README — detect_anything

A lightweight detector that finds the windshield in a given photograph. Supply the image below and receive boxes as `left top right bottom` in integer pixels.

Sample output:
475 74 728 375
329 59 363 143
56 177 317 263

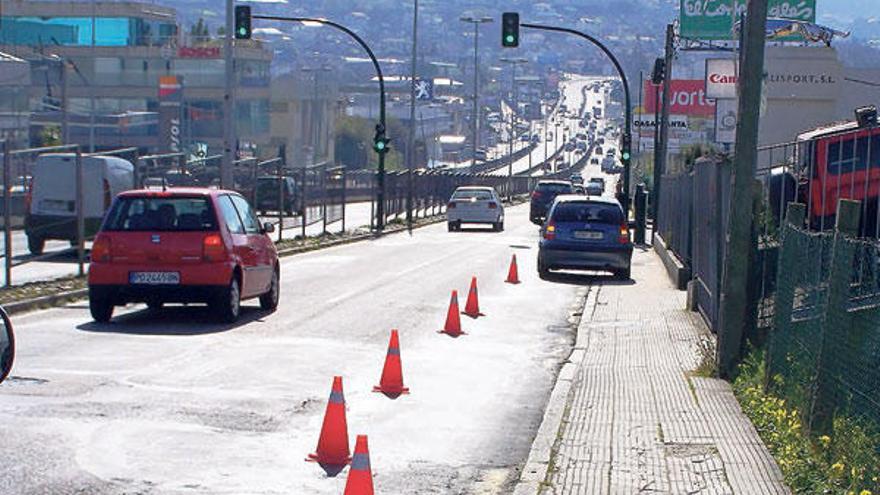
552 202 623 224
103 196 217 231
537 183 573 194
453 190 494 200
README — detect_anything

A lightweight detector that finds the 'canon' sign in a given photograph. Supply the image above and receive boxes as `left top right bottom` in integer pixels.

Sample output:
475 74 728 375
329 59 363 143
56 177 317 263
706 59 739 99
709 73 738 85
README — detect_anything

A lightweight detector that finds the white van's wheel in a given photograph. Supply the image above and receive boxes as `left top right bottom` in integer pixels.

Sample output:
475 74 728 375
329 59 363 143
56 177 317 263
27 235 44 255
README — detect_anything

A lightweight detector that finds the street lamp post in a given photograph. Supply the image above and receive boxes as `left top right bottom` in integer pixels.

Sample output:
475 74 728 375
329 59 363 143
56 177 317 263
407 0 419 232
460 16 493 174
253 14 390 231
500 57 527 202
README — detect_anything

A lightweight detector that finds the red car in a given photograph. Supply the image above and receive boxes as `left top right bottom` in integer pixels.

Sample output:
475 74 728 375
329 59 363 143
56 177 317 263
88 188 280 323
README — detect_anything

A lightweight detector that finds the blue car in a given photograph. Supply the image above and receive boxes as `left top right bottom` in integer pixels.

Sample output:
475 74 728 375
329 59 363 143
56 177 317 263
538 195 632 280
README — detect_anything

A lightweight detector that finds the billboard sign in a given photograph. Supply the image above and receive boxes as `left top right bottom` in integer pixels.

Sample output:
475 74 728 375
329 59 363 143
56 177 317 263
644 80 715 117
680 0 816 40
158 75 183 153
706 59 739 99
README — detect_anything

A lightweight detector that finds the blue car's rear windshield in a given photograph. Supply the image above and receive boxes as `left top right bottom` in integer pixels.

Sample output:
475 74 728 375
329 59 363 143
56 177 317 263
552 202 623 224
104 196 217 231
537 183 573 194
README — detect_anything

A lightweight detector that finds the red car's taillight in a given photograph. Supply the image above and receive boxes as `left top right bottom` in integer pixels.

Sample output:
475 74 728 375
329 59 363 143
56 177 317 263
618 224 630 244
544 222 557 240
203 233 227 261
91 235 111 262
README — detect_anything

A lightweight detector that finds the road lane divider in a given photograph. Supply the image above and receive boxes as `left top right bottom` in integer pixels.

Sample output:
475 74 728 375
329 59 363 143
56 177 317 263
462 276 484 319
306 375 351 476
438 290 464 337
343 435 374 495
506 254 521 284
373 329 409 398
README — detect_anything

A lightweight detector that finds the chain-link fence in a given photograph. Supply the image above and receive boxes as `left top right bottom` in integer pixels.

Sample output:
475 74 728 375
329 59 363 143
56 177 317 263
767 201 880 451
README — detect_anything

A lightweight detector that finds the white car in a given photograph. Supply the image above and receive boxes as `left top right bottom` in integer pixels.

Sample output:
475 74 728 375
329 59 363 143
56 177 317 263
446 186 504 232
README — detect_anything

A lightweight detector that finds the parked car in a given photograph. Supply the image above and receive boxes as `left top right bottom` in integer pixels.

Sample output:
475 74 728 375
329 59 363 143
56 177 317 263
88 188 280 323
446 186 504 232
530 180 574 224
255 176 298 215
538 196 632 279
26 154 134 255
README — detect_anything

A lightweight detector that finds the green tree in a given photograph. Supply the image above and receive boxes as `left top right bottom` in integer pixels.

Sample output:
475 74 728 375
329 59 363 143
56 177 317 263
190 18 210 40
39 125 62 147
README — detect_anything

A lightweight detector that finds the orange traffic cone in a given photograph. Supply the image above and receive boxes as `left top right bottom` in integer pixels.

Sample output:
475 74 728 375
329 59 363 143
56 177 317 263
343 435 374 495
307 376 351 476
462 276 484 318
506 254 521 284
373 329 410 398
438 290 464 337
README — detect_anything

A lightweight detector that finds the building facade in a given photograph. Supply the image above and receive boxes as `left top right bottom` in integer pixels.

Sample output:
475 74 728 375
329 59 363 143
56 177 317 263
0 1 271 155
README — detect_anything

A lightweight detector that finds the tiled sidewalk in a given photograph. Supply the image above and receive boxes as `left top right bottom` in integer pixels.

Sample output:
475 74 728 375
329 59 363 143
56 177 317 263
528 247 789 494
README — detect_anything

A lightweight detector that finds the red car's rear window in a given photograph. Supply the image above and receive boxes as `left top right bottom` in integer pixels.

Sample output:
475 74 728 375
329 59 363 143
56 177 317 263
104 196 217 232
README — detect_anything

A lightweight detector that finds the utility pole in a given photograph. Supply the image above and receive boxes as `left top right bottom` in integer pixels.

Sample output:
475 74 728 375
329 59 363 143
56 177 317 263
222 0 235 188
656 23 675 232
501 57 527 201
717 0 769 378
407 0 419 231
60 60 69 144
460 16 493 173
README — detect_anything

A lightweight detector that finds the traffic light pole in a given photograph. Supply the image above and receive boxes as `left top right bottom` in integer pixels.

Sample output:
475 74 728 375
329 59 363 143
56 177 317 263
252 14 388 231
520 22 633 215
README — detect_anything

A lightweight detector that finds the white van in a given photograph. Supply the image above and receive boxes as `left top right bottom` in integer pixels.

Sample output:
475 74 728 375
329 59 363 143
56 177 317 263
25 154 134 254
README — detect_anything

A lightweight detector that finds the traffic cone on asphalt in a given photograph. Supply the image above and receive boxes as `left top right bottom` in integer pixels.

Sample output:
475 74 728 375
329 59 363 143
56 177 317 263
343 435 374 495
438 290 464 337
307 376 351 476
373 329 409 398
506 254 521 284
462 276 483 318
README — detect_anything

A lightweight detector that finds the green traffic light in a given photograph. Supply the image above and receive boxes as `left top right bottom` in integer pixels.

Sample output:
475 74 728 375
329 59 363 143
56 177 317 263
375 141 386 152
238 27 247 36
622 152 631 160
505 35 515 44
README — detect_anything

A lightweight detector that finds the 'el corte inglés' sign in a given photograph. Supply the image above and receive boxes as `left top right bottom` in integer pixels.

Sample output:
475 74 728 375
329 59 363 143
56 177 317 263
680 0 816 40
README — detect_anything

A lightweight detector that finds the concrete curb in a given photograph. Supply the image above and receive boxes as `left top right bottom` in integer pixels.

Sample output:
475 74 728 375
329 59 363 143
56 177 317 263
5 288 89 316
513 286 596 495
653 233 690 290
2 215 449 317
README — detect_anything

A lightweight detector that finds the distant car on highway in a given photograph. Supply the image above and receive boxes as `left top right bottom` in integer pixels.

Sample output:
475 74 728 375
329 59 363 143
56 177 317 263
590 158 600 166
530 180 574 224
589 177 606 191
446 186 504 232
538 196 632 280
88 188 280 323
602 156 617 173
585 183 604 196
570 174 584 185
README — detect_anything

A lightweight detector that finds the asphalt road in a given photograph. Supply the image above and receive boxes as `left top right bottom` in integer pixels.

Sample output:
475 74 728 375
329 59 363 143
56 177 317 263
0 202 586 494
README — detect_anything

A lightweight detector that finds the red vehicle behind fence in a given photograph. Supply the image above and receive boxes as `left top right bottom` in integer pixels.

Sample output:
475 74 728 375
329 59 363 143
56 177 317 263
768 119 880 235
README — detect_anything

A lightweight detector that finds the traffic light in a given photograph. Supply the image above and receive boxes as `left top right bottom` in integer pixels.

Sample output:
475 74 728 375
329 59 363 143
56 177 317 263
234 5 252 40
373 124 390 154
502 12 520 48
620 133 632 162
651 57 666 85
